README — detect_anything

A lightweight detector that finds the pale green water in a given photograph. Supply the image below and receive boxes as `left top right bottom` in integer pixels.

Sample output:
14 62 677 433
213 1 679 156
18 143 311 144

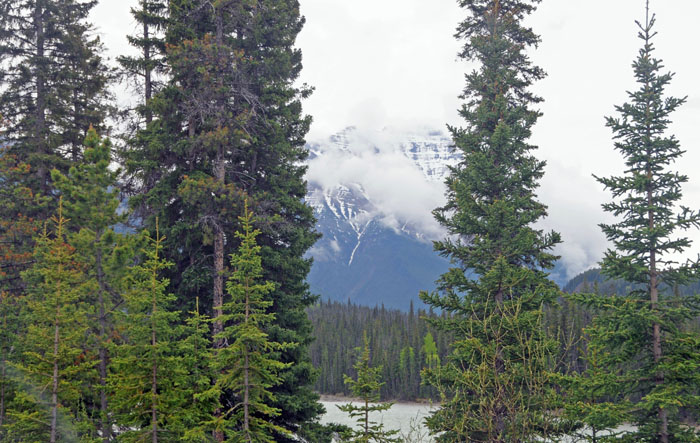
320 400 436 442
319 401 636 442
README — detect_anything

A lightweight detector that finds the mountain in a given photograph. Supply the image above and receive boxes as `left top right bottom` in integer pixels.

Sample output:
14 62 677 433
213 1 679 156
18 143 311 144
303 127 573 310
305 128 459 310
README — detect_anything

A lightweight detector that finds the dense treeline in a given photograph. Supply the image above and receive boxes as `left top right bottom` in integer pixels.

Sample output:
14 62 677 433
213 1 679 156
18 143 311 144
308 300 450 401
565 267 700 298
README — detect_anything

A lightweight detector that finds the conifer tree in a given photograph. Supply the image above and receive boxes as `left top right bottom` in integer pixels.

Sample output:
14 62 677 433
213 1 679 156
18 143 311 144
52 127 129 441
419 0 563 440
210 203 293 441
0 140 45 437
0 0 111 199
5 200 95 442
337 332 400 443
177 297 217 442
123 0 323 436
578 4 700 441
118 0 168 124
108 223 182 442
557 325 630 442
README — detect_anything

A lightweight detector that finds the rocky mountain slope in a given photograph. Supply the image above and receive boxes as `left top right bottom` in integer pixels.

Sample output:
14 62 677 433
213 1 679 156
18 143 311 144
305 128 460 310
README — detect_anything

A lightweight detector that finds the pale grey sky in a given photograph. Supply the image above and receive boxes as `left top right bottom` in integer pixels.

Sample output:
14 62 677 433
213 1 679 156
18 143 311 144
91 0 700 279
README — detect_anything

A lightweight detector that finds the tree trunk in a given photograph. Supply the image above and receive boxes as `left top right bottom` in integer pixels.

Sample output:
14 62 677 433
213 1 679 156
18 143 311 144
0 306 6 428
0 348 6 429
244 351 250 441
211 3 226 349
648 185 668 443
494 286 506 440
143 1 153 125
51 303 60 443
96 242 110 442
243 280 251 441
364 399 369 438
151 265 158 443
212 11 226 441
212 151 225 442
34 1 48 195
72 89 80 162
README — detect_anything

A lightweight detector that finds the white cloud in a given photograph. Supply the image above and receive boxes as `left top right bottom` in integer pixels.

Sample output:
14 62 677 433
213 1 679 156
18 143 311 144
91 0 700 281
307 128 448 239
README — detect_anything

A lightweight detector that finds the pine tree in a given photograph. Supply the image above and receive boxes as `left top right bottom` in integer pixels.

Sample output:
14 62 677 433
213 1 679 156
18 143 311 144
419 0 564 440
52 127 129 441
337 332 400 443
580 4 700 441
0 0 111 199
108 223 183 442
210 203 293 441
5 200 95 442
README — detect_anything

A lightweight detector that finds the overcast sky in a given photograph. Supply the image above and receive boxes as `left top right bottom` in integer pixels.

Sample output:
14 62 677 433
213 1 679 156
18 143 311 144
91 0 700 279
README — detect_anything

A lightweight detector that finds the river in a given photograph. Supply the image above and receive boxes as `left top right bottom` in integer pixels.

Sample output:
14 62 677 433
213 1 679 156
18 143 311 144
320 399 436 442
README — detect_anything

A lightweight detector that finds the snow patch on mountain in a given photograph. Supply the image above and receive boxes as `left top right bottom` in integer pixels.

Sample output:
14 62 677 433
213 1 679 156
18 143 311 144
306 127 460 244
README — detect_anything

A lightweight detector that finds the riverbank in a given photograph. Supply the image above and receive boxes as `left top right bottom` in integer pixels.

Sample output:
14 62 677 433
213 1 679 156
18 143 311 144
319 394 438 406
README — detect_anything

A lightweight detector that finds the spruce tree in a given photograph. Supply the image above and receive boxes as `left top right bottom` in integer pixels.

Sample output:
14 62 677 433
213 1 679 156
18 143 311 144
579 4 700 441
0 143 45 437
118 0 168 124
108 223 182 442
123 0 323 436
419 0 563 440
210 203 293 442
177 297 217 442
0 0 111 199
6 200 95 442
337 332 400 443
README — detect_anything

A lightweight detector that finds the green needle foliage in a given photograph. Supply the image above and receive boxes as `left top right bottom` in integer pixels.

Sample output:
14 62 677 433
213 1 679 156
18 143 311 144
576 4 700 442
419 0 564 441
211 203 294 442
0 136 46 438
52 127 131 441
122 1 323 434
8 200 96 442
0 0 111 202
108 223 184 442
557 322 632 442
177 297 217 442
337 332 400 443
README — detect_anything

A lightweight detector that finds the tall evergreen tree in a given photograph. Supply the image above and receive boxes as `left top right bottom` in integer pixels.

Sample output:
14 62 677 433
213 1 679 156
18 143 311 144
108 223 183 442
239 1 322 435
123 0 323 436
419 0 563 440
118 0 168 125
0 0 111 199
52 128 130 442
210 203 293 442
5 200 95 442
579 4 700 441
